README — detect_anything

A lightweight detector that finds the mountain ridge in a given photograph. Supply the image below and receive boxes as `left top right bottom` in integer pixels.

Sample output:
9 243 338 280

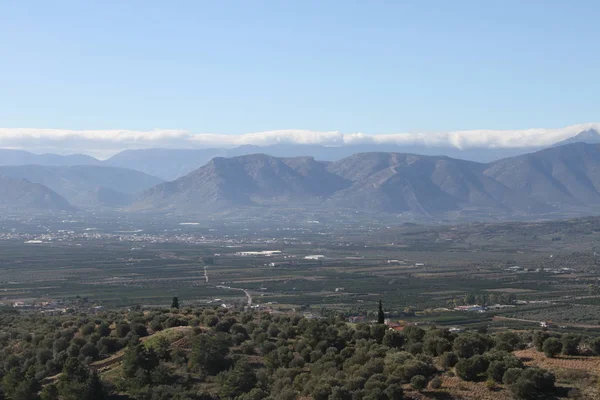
2 126 600 181
0 175 73 212
0 165 163 208
133 143 600 219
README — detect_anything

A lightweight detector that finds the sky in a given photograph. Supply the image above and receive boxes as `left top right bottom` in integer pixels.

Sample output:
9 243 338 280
1 1 600 156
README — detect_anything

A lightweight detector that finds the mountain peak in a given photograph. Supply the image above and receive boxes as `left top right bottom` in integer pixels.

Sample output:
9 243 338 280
553 128 600 147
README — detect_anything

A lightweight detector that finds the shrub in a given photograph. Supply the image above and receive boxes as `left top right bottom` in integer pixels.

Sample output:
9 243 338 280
410 375 427 391
509 377 537 399
487 360 507 383
440 351 459 369
382 330 404 348
502 368 523 385
115 322 130 338
494 331 521 352
533 331 550 351
406 342 423 355
429 376 442 389
506 368 556 400
453 334 490 359
455 355 489 382
562 334 581 356
485 379 497 391
543 337 562 358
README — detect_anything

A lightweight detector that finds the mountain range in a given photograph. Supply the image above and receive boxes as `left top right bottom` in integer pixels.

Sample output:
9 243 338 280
132 142 600 219
3 128 600 181
3 129 600 219
0 175 73 212
0 166 162 210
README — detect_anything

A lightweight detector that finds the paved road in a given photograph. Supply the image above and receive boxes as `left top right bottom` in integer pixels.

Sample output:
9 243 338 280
215 285 252 306
204 264 252 306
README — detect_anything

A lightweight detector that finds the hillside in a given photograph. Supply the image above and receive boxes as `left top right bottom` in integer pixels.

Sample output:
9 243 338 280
325 153 534 215
106 144 541 180
0 176 72 211
105 148 226 180
134 154 349 212
0 165 163 208
552 128 600 147
133 143 600 218
0 149 100 166
485 143 600 207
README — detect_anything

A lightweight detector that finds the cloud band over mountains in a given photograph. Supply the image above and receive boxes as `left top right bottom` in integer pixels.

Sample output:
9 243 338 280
0 123 598 158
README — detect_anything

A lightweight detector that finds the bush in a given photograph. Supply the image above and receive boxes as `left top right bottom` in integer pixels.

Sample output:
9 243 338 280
485 379 497 391
399 359 435 382
382 330 404 348
429 376 442 389
522 368 555 392
533 331 550 352
506 368 556 400
494 331 521 352
440 351 459 369
509 378 537 399
410 375 427 391
79 343 99 360
96 322 111 337
130 323 148 337
487 360 507 383
453 334 490 359
543 337 562 358
115 322 130 338
562 334 581 356
502 368 523 385
455 355 489 382
406 342 423 355
384 384 403 400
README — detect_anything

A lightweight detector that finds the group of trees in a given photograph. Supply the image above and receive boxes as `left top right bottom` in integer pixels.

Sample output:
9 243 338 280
2 303 593 400
533 330 600 358
452 292 517 307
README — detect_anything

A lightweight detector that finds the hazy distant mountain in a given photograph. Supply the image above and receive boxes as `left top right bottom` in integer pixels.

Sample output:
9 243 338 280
0 176 72 212
485 143 600 208
105 148 227 181
105 145 542 180
326 153 522 215
134 143 600 218
108 126 599 180
134 154 349 212
2 126 599 182
0 165 163 208
0 149 100 166
552 129 600 147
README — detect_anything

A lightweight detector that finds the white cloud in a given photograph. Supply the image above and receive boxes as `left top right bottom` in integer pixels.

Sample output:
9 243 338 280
0 123 598 158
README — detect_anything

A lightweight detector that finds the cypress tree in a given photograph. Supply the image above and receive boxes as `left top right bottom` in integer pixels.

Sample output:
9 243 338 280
378 300 385 324
171 296 180 309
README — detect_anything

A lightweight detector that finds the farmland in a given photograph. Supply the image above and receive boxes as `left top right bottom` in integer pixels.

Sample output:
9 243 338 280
3 214 600 399
2 213 600 333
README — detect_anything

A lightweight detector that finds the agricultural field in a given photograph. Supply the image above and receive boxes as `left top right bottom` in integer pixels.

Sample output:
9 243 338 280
1 213 600 334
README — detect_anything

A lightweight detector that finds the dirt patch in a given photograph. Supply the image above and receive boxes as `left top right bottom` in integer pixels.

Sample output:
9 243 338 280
403 375 507 399
515 348 600 375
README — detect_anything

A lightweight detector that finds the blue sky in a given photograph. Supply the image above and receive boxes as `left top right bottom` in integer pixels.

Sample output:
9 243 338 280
1 0 599 153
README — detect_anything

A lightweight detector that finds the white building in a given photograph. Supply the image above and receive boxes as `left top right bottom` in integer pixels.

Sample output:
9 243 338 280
235 250 281 256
